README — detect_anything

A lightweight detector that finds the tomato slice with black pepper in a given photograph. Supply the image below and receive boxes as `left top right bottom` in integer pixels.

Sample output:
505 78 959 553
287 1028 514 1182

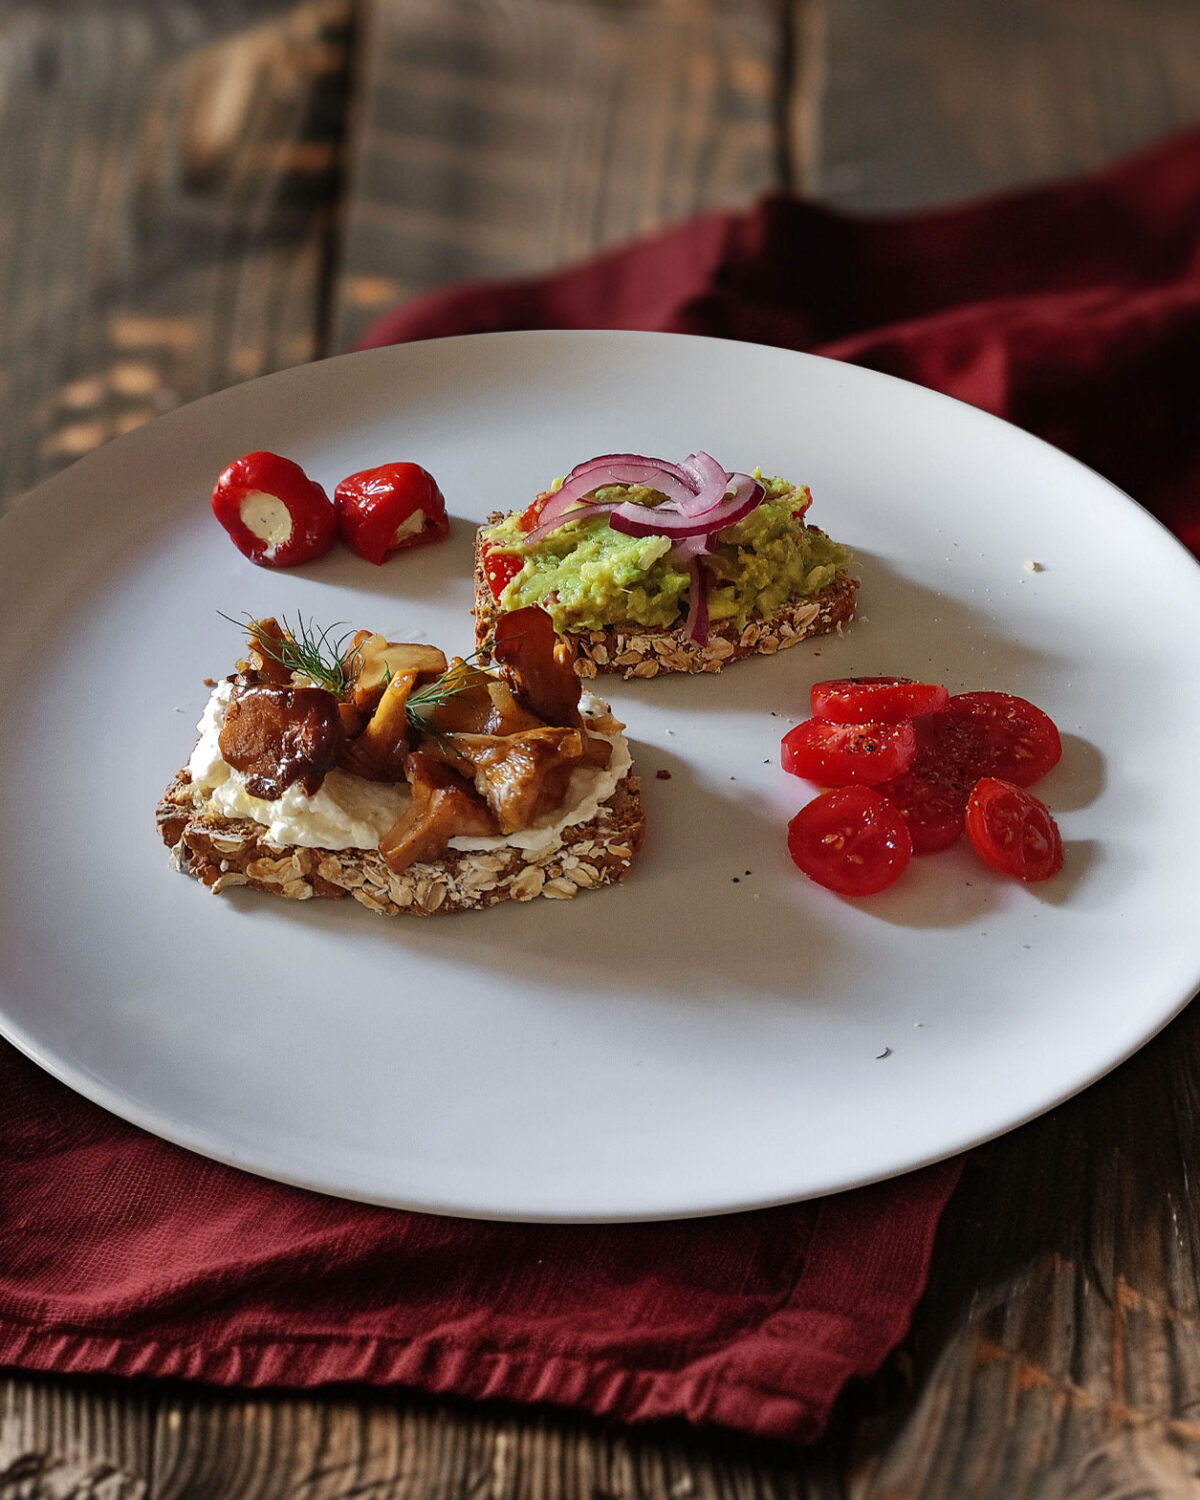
915 692 1062 790
965 777 1064 882
781 718 917 786
811 676 950 724
871 769 967 854
787 787 913 896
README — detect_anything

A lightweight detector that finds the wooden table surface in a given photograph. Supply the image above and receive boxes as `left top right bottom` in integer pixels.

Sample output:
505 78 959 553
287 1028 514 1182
4 2 1200 1495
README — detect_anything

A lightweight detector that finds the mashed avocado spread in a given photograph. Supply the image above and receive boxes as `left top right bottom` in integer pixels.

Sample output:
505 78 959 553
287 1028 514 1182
481 474 850 633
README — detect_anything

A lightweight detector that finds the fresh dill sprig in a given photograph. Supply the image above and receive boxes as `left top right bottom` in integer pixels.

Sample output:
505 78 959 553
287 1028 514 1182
219 611 359 695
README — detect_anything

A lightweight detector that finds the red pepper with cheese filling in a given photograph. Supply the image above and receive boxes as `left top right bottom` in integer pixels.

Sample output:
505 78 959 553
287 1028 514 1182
335 462 450 564
211 451 337 568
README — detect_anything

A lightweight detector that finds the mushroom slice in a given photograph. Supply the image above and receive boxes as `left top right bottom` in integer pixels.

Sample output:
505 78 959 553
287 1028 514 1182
492 606 582 728
582 703 625 738
218 683 344 799
341 667 420 782
579 731 612 770
240 617 295 684
451 726 585 834
484 676 546 737
380 752 497 872
347 635 448 713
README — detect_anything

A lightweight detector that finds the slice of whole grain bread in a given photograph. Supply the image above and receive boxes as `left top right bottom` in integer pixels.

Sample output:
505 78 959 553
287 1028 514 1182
473 521 858 679
158 769 645 917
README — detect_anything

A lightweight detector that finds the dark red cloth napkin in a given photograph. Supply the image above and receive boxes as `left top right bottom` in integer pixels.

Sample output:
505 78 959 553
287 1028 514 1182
0 1046 959 1441
5 125 1200 1445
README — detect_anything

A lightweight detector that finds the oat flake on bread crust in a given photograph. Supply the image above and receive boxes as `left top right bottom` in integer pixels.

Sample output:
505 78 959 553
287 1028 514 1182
157 770 645 917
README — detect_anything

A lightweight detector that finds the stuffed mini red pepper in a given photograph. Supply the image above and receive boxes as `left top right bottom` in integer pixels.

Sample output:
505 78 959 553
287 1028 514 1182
335 462 450 565
212 451 337 568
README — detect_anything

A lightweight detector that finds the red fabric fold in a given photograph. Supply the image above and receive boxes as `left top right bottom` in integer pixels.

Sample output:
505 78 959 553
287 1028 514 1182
0 1045 960 1441
5 124 1200 1445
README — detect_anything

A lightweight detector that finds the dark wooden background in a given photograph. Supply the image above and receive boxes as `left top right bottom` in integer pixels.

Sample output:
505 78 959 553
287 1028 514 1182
4 2 1200 1495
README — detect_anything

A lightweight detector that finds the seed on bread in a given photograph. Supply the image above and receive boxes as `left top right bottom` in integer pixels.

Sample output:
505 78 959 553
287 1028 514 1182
160 770 644 917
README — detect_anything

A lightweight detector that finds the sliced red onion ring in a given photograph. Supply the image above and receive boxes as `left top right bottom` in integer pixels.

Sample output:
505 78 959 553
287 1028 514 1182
670 536 712 645
531 454 698 535
521 500 617 549
679 451 730 515
609 474 764 540
687 468 762 522
567 452 694 489
683 552 709 645
514 451 770 646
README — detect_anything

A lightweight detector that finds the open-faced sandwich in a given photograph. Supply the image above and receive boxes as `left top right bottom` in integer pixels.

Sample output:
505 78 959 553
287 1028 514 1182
474 452 858 678
157 607 644 916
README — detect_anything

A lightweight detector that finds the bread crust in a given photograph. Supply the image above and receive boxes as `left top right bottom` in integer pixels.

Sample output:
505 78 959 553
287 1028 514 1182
158 769 645 917
473 520 858 678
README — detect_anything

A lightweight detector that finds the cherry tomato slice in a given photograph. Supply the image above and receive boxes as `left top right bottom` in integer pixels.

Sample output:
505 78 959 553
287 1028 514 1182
483 546 524 600
811 676 950 724
335 462 449 565
965 777 1064 882
787 787 913 897
517 490 554 533
872 769 967 854
211 451 337 568
483 490 570 597
781 718 917 787
914 692 1062 791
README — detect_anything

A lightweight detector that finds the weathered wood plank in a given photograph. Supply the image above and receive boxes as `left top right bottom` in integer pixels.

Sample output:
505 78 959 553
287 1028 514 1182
332 0 789 350
0 1374 153 1500
0 17 353 1492
148 1386 851 1500
806 0 1200 208
845 1004 1200 1499
0 0 353 510
335 0 1200 350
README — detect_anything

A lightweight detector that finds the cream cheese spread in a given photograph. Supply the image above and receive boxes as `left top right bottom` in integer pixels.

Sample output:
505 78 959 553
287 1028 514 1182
186 679 630 855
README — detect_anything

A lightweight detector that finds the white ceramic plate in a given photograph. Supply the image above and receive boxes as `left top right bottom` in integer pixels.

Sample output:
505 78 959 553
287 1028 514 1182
2 331 1199 1222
